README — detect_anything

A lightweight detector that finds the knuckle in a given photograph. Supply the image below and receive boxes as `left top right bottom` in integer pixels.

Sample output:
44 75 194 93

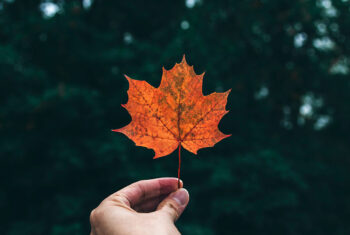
89 208 102 224
89 209 96 224
89 209 97 224
112 192 130 206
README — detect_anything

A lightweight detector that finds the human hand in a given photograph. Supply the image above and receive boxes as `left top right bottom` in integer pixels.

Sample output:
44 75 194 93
90 178 190 235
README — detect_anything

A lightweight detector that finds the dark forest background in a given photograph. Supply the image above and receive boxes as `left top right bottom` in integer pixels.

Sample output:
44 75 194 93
1 0 350 234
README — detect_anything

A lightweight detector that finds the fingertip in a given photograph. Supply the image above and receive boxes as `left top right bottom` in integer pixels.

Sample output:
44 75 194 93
172 188 189 206
179 179 184 188
157 178 182 195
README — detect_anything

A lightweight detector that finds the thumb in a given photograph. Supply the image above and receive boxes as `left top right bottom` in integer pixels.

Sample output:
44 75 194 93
156 188 189 222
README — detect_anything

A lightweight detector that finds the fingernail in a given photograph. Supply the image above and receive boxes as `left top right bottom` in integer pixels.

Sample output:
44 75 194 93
172 188 189 206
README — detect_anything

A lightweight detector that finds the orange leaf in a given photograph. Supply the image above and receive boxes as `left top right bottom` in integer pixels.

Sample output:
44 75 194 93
113 56 231 159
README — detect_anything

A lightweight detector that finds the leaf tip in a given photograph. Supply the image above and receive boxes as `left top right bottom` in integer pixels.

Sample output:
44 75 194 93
124 74 132 81
224 134 232 139
153 154 162 159
182 54 186 61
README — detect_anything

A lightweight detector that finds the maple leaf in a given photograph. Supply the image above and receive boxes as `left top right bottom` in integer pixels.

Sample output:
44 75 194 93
113 56 230 184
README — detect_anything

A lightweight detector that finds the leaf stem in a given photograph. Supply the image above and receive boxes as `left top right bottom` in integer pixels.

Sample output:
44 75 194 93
178 144 181 188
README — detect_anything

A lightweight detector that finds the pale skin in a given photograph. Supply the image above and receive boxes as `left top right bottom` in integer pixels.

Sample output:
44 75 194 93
90 178 190 235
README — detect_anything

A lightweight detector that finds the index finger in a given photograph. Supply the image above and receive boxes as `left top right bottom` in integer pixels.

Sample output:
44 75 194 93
105 177 182 208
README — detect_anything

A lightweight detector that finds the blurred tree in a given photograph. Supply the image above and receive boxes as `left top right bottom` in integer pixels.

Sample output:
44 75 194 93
0 0 349 234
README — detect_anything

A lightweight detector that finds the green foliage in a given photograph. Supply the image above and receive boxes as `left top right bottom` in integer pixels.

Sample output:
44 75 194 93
1 0 349 234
